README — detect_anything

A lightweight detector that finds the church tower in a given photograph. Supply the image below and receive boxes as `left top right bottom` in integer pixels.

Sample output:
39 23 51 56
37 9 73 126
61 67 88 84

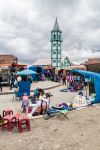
50 18 62 69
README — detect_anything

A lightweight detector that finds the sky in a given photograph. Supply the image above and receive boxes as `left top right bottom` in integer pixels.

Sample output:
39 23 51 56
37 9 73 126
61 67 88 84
0 0 100 65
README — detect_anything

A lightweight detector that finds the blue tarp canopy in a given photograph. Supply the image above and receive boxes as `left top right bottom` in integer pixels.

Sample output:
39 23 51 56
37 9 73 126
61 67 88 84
28 66 46 80
29 66 46 74
17 69 37 76
73 69 100 103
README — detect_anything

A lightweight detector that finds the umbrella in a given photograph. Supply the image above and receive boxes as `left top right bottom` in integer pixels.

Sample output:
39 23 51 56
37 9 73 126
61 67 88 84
16 69 37 76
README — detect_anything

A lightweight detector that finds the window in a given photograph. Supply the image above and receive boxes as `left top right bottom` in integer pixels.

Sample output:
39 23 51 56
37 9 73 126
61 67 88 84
58 46 60 50
58 60 61 63
53 34 56 39
53 43 56 47
53 60 56 63
53 51 56 54
58 34 60 39
58 55 61 59
58 41 60 44
58 52 60 55
58 42 60 48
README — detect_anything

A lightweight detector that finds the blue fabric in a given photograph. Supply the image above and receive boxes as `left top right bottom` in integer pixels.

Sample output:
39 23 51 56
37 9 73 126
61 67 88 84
29 66 39 80
51 106 68 110
42 68 46 74
29 66 46 80
34 88 39 96
29 66 37 72
73 69 99 78
17 69 37 76
73 69 100 103
77 76 80 80
15 81 31 97
47 108 59 114
94 76 100 103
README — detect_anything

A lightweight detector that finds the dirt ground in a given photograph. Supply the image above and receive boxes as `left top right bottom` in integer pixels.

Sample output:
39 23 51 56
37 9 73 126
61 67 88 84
0 104 100 150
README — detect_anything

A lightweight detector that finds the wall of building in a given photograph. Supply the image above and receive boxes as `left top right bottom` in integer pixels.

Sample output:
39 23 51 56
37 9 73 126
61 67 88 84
85 58 100 65
86 64 100 73
0 55 18 64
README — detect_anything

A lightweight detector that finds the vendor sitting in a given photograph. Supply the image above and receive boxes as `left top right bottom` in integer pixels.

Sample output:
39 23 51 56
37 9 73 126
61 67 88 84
72 91 87 108
28 91 50 117
33 87 44 98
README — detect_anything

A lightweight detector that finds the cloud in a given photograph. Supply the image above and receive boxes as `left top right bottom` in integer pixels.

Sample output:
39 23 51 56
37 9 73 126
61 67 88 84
0 0 100 65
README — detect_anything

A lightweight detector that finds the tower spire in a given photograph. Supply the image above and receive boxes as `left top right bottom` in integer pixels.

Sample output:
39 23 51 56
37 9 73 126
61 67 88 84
52 17 61 32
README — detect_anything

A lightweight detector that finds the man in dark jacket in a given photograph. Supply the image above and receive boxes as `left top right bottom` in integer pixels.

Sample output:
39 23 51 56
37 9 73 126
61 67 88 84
0 75 2 91
9 75 15 90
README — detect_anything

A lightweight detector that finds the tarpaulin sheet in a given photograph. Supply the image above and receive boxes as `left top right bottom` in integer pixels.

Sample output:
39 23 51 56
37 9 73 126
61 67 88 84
73 69 100 103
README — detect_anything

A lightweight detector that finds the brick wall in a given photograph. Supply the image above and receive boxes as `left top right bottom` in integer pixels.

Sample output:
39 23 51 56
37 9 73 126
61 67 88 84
86 64 100 72
85 58 100 65
0 55 18 64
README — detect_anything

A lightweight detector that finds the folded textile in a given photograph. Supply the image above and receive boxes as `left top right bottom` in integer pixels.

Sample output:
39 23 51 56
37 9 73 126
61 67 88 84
51 105 69 110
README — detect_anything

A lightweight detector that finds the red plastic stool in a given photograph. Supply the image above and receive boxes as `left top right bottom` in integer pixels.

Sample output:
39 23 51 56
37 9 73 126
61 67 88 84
2 115 17 131
18 116 31 132
28 106 32 113
3 109 13 117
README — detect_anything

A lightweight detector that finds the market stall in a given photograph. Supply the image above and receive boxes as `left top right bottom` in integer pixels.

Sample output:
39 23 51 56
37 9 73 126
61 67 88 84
73 69 100 103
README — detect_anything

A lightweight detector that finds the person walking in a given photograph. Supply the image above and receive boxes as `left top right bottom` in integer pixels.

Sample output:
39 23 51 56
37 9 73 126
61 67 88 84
0 75 2 92
9 75 15 90
62 74 66 86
